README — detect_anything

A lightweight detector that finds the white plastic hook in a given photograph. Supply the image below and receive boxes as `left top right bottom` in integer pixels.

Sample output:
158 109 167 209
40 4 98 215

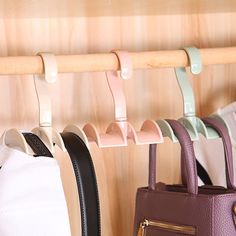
32 52 66 152
0 129 32 154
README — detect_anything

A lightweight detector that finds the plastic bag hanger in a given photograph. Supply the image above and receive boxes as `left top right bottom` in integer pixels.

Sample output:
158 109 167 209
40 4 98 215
64 51 127 147
0 129 33 154
155 47 198 142
32 52 66 153
156 119 178 142
175 47 220 140
0 53 65 154
83 50 163 147
65 50 163 148
157 47 220 141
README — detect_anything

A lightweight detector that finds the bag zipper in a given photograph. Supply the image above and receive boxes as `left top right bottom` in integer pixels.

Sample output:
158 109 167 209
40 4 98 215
138 219 196 236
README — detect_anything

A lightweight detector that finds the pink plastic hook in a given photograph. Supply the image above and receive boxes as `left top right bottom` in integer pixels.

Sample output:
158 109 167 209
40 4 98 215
83 50 163 147
106 50 132 122
108 50 163 145
83 51 130 147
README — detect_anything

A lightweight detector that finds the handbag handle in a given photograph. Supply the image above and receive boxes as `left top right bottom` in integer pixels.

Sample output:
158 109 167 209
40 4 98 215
202 118 235 189
149 119 198 195
181 117 235 190
149 118 236 194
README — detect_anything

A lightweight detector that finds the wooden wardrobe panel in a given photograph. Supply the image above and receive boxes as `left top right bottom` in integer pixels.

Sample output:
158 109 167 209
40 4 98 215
1 0 236 17
0 11 236 236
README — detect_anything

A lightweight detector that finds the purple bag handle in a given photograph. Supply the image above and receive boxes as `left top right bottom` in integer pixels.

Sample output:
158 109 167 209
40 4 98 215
181 117 235 190
202 118 235 189
149 119 198 195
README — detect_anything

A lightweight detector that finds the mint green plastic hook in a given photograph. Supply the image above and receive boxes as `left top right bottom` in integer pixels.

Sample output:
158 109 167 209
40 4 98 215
156 47 199 142
175 47 219 140
185 47 202 75
175 47 201 120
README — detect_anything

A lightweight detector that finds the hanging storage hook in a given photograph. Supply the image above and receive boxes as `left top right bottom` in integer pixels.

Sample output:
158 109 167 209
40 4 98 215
0 128 32 154
156 119 178 142
175 47 219 140
32 52 66 153
157 47 222 142
64 51 128 148
81 50 163 147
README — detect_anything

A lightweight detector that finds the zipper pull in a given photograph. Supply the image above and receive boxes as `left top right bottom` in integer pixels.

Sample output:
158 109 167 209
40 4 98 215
137 219 149 236
232 204 236 228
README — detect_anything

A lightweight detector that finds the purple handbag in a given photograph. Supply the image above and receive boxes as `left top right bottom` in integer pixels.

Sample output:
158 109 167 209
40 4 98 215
133 118 236 236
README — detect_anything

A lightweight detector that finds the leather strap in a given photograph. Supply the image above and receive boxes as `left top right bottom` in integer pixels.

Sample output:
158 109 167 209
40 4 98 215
61 132 101 236
181 117 235 189
22 132 53 157
202 117 235 189
148 144 157 191
181 152 213 186
196 159 213 185
149 119 198 195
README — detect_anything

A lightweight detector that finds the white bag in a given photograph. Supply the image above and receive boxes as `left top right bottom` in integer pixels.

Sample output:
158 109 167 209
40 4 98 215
0 145 71 236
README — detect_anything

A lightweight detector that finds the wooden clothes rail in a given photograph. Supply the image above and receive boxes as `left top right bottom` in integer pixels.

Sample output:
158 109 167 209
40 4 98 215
0 47 235 75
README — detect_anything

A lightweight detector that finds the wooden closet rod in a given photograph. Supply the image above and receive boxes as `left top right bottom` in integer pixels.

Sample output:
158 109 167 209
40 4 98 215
0 47 235 75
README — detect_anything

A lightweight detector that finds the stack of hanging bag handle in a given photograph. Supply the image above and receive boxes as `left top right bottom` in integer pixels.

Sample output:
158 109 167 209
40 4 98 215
134 118 236 236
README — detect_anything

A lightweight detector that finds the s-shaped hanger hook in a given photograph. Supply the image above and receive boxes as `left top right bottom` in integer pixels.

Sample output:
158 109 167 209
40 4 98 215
32 52 66 153
176 47 219 140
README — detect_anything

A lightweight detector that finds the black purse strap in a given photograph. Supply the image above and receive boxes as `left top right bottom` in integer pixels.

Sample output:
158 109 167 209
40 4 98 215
22 132 53 157
61 132 101 236
196 159 213 185
181 150 213 186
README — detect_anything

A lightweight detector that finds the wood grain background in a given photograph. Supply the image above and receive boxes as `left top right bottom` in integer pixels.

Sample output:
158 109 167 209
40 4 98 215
0 1 236 235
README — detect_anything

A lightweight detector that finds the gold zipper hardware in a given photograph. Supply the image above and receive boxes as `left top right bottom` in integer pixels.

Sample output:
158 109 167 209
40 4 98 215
138 219 196 235
138 220 149 236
